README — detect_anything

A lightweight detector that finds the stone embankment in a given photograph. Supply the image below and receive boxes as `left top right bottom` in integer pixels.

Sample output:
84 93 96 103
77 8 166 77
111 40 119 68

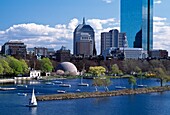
36 86 170 101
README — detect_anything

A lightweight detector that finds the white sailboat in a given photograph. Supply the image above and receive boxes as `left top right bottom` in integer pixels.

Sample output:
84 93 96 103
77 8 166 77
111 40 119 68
26 88 37 107
78 77 89 86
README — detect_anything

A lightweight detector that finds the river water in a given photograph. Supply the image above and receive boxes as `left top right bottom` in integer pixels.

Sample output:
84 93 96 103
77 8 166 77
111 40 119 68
0 78 170 115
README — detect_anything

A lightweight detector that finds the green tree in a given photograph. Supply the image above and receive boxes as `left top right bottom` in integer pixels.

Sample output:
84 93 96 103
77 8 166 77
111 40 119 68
153 68 168 87
20 59 29 74
92 77 103 91
5 56 23 76
92 77 111 92
101 77 111 91
111 64 122 76
0 59 13 75
40 58 53 72
89 66 106 76
128 76 136 89
0 64 4 75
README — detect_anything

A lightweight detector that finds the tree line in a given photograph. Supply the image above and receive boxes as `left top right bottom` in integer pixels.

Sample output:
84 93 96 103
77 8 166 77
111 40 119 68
0 56 53 77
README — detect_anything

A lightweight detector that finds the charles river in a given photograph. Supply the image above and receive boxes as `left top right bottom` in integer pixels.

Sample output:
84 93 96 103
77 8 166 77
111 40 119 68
1 78 170 115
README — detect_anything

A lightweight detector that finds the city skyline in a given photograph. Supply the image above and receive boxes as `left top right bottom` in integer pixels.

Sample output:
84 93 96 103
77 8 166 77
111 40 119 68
0 0 170 54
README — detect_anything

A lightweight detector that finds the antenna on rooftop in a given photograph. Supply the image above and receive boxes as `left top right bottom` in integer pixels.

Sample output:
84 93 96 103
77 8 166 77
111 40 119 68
83 17 86 25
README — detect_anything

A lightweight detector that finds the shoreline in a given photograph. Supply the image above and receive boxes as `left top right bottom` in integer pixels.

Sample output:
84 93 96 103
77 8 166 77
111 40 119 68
0 78 15 83
36 86 170 101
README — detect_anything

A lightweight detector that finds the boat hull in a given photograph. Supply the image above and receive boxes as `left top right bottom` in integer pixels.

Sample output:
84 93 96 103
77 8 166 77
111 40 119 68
26 105 37 107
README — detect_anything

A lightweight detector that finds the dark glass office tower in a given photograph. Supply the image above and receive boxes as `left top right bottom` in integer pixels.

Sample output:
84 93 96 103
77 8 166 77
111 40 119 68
120 0 153 54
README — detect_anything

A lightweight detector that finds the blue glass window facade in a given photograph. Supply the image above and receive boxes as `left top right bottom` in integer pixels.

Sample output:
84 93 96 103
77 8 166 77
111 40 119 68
142 0 153 51
120 0 153 52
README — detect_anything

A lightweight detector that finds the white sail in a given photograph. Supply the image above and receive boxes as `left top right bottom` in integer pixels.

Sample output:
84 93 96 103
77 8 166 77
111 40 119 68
31 88 37 106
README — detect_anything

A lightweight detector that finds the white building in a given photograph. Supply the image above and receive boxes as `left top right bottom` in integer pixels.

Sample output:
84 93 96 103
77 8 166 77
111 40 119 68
30 70 41 78
120 48 147 59
102 47 147 59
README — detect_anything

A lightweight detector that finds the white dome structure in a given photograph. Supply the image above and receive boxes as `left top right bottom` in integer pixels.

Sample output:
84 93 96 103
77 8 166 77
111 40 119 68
56 62 78 75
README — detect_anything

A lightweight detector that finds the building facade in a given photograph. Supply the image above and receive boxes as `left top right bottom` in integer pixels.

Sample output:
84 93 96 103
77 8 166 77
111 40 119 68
119 32 128 48
27 47 55 59
101 29 128 54
56 46 71 62
120 0 153 53
73 18 97 56
102 47 147 60
1 40 27 58
150 50 168 59
34 47 48 58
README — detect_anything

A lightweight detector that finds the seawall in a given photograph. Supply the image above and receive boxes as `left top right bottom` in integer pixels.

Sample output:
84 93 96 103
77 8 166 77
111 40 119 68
37 86 170 101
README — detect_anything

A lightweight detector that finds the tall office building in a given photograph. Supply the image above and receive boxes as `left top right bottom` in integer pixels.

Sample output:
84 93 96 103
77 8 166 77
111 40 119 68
120 0 153 55
73 18 97 56
101 29 128 54
101 29 118 54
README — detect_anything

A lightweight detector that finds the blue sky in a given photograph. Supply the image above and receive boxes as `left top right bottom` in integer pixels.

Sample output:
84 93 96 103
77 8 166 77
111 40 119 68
0 0 170 54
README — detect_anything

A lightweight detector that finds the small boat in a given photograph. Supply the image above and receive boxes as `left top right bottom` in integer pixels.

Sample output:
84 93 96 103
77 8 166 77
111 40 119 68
59 84 71 87
115 86 126 89
57 90 66 93
17 93 27 96
76 89 81 92
53 81 63 84
78 83 89 87
45 82 55 85
137 84 147 88
78 77 89 86
26 89 37 107
17 85 28 88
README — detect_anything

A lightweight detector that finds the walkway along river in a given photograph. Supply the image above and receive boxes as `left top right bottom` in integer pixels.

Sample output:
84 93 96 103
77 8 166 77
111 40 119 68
37 86 170 101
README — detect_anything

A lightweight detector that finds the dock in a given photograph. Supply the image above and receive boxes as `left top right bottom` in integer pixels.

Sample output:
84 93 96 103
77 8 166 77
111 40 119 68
0 87 16 91
0 79 15 83
37 86 170 101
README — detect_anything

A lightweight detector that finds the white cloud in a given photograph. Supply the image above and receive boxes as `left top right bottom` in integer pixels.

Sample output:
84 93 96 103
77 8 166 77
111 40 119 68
153 16 170 53
154 0 162 4
102 0 112 4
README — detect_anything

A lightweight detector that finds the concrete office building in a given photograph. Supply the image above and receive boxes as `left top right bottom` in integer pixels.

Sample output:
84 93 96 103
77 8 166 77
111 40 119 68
101 29 128 54
1 40 27 58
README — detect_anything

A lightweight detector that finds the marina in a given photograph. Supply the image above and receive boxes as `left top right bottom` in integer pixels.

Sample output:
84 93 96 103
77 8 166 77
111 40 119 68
0 78 170 115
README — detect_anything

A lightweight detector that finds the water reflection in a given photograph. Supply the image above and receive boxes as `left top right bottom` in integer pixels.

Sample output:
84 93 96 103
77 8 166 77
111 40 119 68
93 97 110 105
29 107 37 115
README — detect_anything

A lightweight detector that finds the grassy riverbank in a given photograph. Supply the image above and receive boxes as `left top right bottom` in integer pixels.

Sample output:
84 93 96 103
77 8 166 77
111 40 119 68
37 86 170 101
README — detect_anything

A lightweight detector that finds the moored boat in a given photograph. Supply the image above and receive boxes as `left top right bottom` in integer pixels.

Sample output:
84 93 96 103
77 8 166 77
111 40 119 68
17 93 27 96
137 84 147 88
59 84 71 87
115 86 126 89
53 81 63 84
57 90 66 93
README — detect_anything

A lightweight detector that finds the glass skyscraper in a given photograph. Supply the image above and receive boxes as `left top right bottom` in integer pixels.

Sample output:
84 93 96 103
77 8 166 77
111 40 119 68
120 0 153 54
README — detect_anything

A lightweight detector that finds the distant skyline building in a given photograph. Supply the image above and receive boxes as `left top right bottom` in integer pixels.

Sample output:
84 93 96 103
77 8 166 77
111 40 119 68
73 18 97 56
120 0 153 55
1 40 27 58
56 46 71 62
101 29 128 54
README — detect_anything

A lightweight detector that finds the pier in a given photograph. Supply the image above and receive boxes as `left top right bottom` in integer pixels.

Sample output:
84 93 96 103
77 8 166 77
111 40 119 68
37 86 170 101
